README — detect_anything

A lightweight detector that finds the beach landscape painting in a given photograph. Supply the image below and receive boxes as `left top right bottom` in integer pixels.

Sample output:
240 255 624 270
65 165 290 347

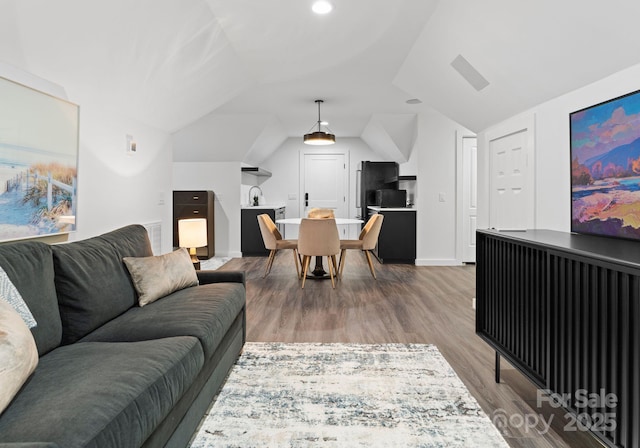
571 89 640 240
0 76 78 242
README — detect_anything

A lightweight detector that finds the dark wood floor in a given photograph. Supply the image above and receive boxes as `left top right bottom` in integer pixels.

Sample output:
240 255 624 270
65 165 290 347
220 252 604 448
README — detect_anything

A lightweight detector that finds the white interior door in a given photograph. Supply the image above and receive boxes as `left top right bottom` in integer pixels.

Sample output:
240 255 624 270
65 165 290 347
300 152 348 236
462 137 477 263
489 130 530 230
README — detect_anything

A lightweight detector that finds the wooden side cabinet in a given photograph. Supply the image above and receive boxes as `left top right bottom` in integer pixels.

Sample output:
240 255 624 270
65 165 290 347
172 190 214 259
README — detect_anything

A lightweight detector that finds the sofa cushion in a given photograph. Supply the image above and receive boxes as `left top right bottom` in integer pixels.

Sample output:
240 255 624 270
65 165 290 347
51 225 153 344
93 224 154 261
0 299 38 415
0 241 61 356
123 248 198 307
80 282 245 360
0 337 203 448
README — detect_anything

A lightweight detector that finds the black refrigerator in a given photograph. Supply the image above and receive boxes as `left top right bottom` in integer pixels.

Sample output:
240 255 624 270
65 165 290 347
356 161 399 220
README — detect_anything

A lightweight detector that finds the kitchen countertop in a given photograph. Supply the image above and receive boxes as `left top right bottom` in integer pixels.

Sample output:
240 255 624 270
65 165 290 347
368 206 417 212
241 203 286 209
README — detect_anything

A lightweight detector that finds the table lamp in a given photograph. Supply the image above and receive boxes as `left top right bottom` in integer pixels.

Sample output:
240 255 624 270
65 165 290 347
178 218 207 270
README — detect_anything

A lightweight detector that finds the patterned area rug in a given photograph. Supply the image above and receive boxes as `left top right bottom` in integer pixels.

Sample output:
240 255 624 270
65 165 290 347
190 343 508 447
199 257 231 270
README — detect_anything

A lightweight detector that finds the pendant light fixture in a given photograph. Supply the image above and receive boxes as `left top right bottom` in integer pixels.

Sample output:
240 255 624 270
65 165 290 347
303 99 336 145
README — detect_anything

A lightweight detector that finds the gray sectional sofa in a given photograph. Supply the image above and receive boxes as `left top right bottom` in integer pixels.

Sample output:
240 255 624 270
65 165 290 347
0 224 246 448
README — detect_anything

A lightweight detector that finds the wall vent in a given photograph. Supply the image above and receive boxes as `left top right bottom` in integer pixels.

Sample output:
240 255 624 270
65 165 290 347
451 54 490 91
143 221 162 255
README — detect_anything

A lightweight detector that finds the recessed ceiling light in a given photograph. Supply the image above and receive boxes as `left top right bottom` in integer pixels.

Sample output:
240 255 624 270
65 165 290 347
312 1 333 15
406 98 422 105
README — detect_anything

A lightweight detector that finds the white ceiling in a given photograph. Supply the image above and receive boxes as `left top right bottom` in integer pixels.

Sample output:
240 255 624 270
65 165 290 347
2 0 640 164
394 0 640 132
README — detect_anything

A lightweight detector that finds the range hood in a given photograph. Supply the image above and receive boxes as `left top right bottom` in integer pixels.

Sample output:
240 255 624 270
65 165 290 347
241 167 272 178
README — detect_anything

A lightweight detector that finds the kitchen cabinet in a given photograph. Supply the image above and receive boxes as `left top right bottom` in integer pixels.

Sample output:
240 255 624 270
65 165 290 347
241 206 285 256
368 207 416 263
173 190 215 259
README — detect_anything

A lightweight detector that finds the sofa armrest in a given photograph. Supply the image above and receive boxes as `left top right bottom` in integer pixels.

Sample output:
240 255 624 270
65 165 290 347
197 270 245 287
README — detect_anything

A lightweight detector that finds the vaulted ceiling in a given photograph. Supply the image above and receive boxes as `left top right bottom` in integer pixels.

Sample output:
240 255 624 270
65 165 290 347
2 0 640 165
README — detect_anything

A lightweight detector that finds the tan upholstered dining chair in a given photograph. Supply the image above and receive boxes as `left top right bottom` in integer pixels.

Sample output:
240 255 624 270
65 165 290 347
298 218 341 288
257 214 300 278
307 208 335 218
338 213 384 279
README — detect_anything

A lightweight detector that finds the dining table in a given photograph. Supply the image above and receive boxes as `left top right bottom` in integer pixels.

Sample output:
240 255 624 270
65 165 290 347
276 217 364 278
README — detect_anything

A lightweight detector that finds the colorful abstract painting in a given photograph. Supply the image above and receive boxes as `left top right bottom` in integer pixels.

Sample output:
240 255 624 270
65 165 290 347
571 90 640 240
0 76 78 242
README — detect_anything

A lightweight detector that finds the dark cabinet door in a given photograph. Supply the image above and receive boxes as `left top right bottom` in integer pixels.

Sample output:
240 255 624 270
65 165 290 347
173 191 214 259
375 211 416 263
241 208 276 256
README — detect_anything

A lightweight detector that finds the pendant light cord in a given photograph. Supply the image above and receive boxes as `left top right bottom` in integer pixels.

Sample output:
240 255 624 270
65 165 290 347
304 99 334 134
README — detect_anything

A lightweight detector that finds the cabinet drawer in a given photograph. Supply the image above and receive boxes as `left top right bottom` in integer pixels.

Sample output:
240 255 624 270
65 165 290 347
174 204 208 219
174 191 208 204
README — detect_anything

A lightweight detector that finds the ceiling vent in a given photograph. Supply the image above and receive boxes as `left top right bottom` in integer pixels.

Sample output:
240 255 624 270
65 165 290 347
451 54 490 91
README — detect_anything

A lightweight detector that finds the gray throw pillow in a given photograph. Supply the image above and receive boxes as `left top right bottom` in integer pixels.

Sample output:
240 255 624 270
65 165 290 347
123 248 198 307
0 298 39 415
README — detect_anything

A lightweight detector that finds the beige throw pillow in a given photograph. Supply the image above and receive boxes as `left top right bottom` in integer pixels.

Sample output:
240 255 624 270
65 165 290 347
123 248 199 307
0 298 39 415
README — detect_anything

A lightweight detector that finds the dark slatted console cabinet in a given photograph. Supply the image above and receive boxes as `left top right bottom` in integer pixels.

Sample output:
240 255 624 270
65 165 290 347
476 229 640 448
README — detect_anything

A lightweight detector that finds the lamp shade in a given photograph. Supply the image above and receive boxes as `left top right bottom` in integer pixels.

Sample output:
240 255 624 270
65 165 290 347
178 218 207 248
303 99 336 145
303 131 336 145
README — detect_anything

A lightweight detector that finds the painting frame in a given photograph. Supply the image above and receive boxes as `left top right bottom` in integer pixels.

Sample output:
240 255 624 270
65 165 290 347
570 88 640 241
0 75 79 242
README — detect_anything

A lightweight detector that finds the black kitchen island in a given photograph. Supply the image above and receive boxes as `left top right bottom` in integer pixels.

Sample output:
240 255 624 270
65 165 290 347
367 206 416 264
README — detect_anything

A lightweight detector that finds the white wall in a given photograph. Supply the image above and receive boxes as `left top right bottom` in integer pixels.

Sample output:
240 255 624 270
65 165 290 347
415 108 473 265
478 61 640 232
0 63 174 251
76 104 173 248
172 162 242 257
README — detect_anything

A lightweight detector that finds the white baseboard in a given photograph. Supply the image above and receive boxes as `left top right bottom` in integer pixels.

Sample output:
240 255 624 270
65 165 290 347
415 259 463 266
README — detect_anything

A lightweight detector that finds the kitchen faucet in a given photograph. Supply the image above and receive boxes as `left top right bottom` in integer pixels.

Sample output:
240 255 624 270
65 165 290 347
248 185 263 206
